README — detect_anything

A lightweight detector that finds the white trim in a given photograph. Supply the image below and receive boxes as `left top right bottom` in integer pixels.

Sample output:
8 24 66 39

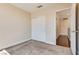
0 38 55 50
56 8 70 12
59 33 68 36
0 38 31 50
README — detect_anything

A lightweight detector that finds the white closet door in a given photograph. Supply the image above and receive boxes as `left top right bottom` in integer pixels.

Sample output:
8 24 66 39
32 16 46 41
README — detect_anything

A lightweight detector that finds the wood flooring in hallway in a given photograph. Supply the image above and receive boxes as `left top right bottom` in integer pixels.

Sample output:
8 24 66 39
56 35 70 47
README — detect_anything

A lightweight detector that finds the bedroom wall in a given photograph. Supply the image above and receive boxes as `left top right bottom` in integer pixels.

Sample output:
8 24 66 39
0 4 31 49
0 3 72 49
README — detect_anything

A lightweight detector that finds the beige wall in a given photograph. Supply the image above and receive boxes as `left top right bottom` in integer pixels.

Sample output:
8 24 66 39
56 9 70 38
60 19 69 35
56 15 61 38
0 4 31 49
56 17 69 38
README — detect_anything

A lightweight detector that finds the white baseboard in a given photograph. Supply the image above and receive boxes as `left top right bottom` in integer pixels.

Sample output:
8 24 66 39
60 33 68 36
0 38 55 50
0 38 31 50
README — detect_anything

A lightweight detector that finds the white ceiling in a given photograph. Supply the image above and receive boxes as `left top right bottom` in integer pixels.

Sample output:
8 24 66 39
11 3 71 13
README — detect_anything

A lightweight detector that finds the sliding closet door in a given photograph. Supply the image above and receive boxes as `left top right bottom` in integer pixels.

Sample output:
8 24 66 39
32 16 46 41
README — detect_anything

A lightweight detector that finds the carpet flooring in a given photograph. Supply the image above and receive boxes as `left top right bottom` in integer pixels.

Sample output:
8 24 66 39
5 40 72 55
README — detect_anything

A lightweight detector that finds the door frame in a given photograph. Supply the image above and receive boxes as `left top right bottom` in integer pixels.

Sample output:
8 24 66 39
56 4 76 55
69 3 76 55
76 3 78 55
56 8 71 44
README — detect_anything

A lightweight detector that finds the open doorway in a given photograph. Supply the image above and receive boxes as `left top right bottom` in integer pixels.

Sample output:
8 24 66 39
56 9 71 47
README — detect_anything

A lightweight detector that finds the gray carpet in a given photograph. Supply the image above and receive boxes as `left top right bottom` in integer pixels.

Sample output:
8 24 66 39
5 40 72 55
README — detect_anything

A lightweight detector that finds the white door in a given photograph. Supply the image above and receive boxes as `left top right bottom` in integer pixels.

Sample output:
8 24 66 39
32 16 46 41
70 4 76 55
